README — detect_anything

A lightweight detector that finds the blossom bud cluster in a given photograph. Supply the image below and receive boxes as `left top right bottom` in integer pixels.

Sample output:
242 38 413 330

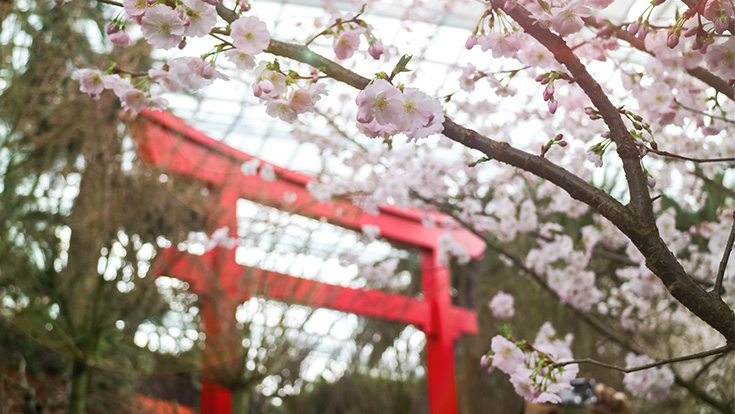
355 79 445 140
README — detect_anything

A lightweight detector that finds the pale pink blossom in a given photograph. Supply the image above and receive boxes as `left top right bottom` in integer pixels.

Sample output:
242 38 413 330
224 49 256 70
141 4 185 49
333 29 363 60
510 372 537 400
240 159 260 176
77 69 105 99
183 0 217 37
549 0 591 37
231 16 270 54
356 79 404 125
459 64 479 92
265 99 297 121
149 67 184 93
705 37 735 80
120 88 149 113
489 291 515 319
478 32 523 58
259 163 276 181
288 88 313 113
490 335 526 375
123 0 147 17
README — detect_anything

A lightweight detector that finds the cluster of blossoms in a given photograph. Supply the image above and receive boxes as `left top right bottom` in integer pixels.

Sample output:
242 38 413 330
482 323 578 403
489 291 515 319
622 354 674 401
178 226 238 253
251 61 328 122
436 233 471 266
323 12 384 60
355 79 445 140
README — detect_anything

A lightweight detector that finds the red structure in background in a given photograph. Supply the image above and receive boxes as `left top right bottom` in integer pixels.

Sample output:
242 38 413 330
132 110 485 414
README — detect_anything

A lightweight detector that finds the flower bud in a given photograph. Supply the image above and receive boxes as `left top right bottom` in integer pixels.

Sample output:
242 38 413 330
465 36 478 50
548 100 558 114
627 21 640 37
559 140 567 147
637 26 648 40
503 0 515 12
178 38 187 49
666 32 679 48
368 41 384 60
107 24 119 35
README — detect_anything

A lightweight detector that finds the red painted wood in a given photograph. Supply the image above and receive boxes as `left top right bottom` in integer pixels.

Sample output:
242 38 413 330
132 110 485 258
133 110 484 414
154 248 476 337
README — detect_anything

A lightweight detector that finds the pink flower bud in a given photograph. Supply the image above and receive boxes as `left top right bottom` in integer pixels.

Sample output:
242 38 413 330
368 41 384 60
714 18 729 35
637 26 649 40
107 24 119 35
666 33 679 48
465 36 478 50
548 100 558 114
110 30 131 47
559 140 567 147
147 0 156 4
627 21 639 37
252 83 263 97
238 0 250 11
184 16 191 26
503 0 515 12
178 38 187 49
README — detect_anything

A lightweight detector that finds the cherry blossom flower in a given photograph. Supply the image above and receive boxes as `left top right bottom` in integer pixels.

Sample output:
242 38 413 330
149 67 184 93
356 79 405 125
224 49 256 70
705 37 735 80
240 159 260 176
489 291 515 319
141 4 185 49
259 163 276 181
459 64 480 92
549 1 591 37
123 0 147 17
231 16 270 54
490 336 526 375
265 99 297 122
77 69 105 99
333 29 363 60
182 0 217 37
120 88 149 113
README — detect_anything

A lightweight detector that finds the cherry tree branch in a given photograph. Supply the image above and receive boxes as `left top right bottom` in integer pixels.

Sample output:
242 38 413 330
714 211 735 295
646 147 735 164
215 0 735 343
423 195 733 413
553 343 734 373
495 2 654 224
586 18 735 101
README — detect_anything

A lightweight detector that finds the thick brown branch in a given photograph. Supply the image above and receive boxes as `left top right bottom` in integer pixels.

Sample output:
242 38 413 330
214 0 735 342
497 2 653 224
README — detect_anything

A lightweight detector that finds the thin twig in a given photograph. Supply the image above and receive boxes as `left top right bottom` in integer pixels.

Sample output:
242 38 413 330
714 211 735 295
692 352 728 382
553 344 734 373
674 99 735 125
96 0 123 7
646 147 735 164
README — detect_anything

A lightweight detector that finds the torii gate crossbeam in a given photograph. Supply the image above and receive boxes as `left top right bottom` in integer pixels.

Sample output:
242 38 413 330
132 110 485 414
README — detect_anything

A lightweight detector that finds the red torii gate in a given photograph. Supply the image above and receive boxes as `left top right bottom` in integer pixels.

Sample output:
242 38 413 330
132 110 485 414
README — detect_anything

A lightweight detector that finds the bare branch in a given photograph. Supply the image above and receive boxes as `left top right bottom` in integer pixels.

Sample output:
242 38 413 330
646 147 735 164
714 211 735 295
553 344 734 373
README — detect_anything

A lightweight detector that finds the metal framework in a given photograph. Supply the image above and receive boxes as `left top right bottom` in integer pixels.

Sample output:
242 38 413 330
132 110 485 413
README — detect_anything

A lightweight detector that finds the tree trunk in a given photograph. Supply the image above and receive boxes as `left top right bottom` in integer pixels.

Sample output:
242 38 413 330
68 360 91 414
